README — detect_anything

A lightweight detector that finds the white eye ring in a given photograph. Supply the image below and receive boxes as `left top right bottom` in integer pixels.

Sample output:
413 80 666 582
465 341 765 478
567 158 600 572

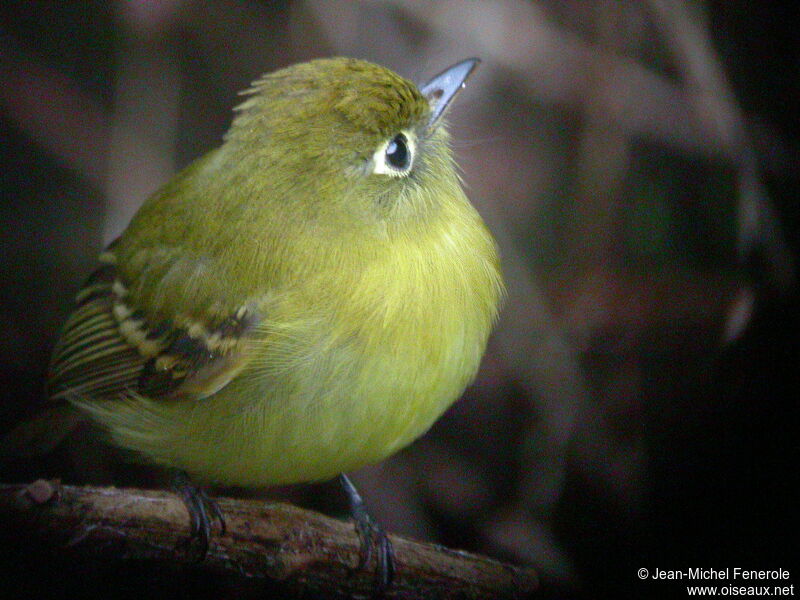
372 130 416 177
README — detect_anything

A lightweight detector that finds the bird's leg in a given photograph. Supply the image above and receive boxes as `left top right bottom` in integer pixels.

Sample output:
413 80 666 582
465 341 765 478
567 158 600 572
339 473 396 590
172 470 226 561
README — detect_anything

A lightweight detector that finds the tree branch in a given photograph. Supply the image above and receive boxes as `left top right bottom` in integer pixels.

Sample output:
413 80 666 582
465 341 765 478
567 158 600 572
0 480 538 599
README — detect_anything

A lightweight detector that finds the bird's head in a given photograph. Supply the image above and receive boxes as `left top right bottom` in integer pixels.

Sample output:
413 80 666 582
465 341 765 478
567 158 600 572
222 57 479 232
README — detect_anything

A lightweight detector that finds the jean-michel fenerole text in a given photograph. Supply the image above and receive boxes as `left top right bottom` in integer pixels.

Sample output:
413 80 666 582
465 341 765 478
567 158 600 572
651 568 791 581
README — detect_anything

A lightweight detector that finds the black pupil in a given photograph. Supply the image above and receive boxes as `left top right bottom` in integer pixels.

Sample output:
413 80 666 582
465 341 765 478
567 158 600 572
385 134 410 170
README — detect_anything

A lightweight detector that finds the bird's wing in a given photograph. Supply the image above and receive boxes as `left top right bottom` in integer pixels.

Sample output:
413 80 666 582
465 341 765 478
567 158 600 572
48 248 260 404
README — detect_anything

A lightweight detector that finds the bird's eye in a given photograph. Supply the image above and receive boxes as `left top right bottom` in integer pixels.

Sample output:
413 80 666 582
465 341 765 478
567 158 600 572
371 131 415 177
385 134 410 170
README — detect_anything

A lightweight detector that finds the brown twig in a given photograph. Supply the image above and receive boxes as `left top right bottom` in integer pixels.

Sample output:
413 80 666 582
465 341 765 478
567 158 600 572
0 480 538 599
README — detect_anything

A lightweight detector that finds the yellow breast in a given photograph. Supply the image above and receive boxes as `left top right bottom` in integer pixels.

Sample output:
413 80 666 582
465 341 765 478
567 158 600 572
94 201 503 486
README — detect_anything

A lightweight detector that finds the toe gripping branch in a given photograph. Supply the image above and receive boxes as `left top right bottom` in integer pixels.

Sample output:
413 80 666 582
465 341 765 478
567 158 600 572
173 470 226 561
339 473 396 590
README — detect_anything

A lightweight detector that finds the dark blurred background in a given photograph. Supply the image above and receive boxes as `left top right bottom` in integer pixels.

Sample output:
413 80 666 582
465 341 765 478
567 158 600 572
1 1 798 598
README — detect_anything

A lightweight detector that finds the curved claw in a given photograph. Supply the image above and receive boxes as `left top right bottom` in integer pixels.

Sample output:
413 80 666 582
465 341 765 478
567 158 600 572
375 526 395 592
173 471 226 561
354 515 374 571
196 486 227 537
340 474 397 590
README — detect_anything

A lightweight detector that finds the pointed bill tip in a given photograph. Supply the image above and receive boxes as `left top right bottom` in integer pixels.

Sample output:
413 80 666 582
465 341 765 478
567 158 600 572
420 58 481 129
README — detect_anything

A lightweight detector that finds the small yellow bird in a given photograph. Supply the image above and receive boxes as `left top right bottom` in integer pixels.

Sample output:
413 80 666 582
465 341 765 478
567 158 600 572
11 57 504 585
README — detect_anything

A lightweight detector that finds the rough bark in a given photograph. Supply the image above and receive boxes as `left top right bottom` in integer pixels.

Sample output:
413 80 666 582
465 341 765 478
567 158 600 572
0 480 538 599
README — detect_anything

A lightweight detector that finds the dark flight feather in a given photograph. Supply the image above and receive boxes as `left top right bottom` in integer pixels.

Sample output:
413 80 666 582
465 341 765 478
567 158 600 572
48 255 259 404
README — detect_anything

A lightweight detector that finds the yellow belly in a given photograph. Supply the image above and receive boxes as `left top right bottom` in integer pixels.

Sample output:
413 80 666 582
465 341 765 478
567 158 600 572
100 291 490 485
154 329 481 485
86 214 503 486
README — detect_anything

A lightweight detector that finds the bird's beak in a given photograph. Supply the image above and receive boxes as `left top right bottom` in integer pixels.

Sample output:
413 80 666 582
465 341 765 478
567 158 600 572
420 58 480 131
